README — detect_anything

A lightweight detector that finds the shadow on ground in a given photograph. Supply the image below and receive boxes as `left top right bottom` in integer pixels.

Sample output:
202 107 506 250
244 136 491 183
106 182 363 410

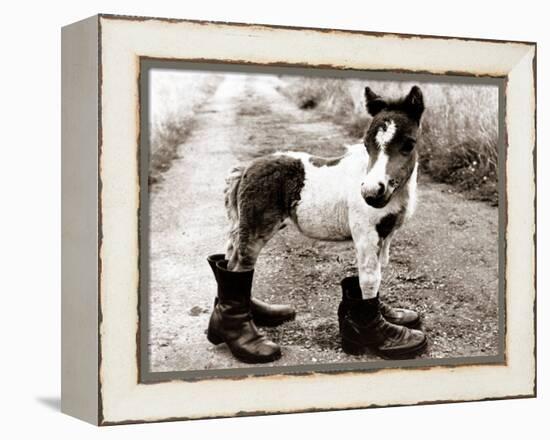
36 396 61 412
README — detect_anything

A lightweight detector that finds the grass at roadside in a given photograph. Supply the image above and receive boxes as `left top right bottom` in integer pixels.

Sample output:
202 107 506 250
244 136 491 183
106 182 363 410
149 70 222 185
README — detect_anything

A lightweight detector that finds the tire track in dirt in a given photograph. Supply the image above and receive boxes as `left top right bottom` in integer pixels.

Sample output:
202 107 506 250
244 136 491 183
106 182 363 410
149 74 499 372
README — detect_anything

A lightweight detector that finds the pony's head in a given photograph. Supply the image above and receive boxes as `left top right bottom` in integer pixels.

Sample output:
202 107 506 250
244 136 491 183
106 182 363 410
360 85 425 208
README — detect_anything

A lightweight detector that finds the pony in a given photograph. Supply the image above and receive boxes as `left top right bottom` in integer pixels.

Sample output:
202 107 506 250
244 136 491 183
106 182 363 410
224 86 424 302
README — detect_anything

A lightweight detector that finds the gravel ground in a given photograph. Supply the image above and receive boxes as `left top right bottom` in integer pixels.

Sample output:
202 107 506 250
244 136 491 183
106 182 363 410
147 74 499 372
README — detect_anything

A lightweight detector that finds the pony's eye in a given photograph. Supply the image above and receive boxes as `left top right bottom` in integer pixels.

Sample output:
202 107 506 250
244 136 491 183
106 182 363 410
402 138 416 154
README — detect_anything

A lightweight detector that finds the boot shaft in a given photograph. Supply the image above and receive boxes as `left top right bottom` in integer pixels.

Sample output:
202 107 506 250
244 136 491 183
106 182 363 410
340 275 421 328
208 253 296 327
338 277 427 357
207 253 225 281
339 276 380 323
340 276 362 301
215 260 254 303
206 257 280 363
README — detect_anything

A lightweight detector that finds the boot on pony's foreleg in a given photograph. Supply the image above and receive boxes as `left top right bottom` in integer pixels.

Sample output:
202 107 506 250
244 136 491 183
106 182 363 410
337 224 426 358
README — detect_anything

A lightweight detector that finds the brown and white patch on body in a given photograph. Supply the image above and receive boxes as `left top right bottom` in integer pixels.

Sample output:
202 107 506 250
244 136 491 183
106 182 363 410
225 154 306 270
278 149 361 241
225 140 418 273
308 155 343 168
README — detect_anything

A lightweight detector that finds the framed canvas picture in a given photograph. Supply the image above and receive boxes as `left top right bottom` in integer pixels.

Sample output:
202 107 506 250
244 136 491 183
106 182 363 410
61 14 536 425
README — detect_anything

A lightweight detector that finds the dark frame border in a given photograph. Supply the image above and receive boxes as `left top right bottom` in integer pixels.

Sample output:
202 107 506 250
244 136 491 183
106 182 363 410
138 59 507 384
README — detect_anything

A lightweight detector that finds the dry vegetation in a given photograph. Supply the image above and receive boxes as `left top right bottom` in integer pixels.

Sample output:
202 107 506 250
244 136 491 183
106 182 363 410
279 77 499 205
149 70 222 185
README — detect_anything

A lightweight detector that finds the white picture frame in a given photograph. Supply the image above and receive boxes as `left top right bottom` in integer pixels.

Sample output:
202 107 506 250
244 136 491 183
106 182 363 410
61 14 536 425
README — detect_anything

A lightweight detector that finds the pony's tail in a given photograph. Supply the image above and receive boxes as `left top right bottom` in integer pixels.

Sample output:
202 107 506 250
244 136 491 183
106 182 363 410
224 165 244 223
224 166 245 260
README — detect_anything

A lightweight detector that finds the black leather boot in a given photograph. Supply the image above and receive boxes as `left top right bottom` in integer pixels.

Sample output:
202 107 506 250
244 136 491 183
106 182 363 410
207 260 281 363
340 276 420 327
207 254 296 327
338 279 427 359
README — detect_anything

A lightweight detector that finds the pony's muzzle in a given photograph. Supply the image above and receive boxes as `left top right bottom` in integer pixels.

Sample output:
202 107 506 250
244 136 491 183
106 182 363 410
361 182 389 208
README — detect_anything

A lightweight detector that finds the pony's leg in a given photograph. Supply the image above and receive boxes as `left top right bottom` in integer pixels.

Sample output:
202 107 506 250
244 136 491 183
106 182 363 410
378 231 395 268
225 240 234 260
229 234 265 271
228 217 283 272
225 223 238 260
226 214 295 326
351 222 381 299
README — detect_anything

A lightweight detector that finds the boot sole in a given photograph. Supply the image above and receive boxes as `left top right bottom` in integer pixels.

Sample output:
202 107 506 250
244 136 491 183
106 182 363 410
207 329 282 364
341 336 428 359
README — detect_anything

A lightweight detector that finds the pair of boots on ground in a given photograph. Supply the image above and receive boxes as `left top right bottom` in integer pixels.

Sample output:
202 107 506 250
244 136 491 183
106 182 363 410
207 254 427 364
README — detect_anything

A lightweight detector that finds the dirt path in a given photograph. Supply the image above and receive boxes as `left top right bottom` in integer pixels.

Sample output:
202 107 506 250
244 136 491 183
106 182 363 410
148 74 499 372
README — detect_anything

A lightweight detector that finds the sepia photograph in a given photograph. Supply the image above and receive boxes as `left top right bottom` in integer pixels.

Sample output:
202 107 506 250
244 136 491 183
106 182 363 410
141 63 503 376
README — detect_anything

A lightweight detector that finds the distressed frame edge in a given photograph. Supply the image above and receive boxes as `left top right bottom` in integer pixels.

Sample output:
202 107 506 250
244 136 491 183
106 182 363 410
532 43 538 399
503 44 537 400
97 12 537 47
91 15 536 425
100 393 535 427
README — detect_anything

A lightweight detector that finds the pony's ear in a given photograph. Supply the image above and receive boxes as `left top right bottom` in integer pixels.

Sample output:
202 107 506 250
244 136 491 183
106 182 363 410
403 86 425 123
364 87 387 117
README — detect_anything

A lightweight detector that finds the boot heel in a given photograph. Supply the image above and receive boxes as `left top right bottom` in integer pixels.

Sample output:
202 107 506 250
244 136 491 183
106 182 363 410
341 337 365 355
207 328 224 345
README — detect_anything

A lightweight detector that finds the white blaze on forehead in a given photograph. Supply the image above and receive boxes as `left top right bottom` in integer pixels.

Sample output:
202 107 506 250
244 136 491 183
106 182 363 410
364 151 389 189
375 120 397 149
